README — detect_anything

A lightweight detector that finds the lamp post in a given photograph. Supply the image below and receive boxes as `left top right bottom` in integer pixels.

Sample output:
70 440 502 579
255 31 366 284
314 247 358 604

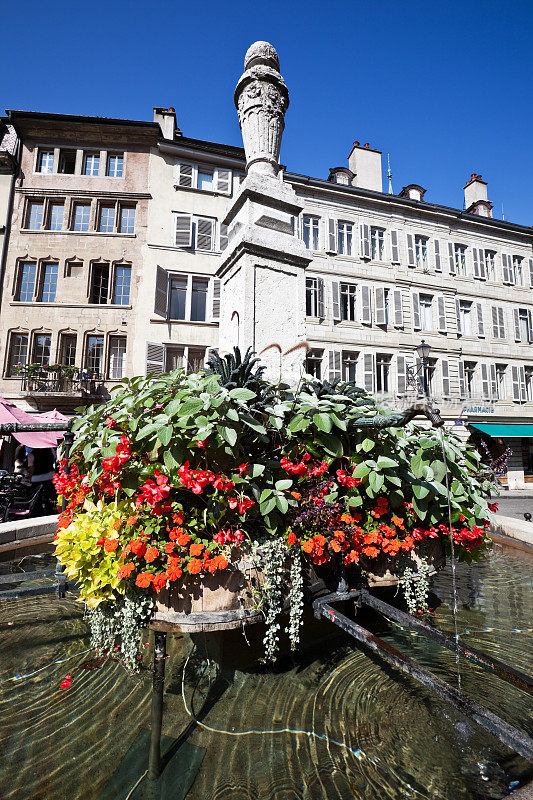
415 340 431 398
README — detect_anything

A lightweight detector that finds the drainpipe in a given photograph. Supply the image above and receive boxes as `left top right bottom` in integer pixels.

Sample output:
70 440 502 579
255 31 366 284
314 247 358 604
0 115 21 311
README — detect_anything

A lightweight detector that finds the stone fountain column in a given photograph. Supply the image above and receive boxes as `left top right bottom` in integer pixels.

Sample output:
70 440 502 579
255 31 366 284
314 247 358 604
217 41 311 384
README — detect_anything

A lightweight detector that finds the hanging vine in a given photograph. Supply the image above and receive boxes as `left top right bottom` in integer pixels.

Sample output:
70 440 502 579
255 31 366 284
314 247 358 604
399 557 431 615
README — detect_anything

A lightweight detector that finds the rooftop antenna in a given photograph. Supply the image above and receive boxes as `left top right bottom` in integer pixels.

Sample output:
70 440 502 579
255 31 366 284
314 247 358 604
387 153 393 194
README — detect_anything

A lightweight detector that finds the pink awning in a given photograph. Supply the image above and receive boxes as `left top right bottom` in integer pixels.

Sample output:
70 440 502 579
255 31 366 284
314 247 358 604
0 398 66 448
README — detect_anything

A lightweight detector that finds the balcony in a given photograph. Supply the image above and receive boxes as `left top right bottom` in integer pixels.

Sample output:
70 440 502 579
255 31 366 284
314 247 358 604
16 365 111 399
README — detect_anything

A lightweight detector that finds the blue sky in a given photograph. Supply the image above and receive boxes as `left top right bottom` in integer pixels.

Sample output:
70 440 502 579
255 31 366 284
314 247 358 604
4 0 533 225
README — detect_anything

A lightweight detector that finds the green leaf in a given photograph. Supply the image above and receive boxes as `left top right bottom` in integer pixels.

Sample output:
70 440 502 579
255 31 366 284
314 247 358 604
136 423 160 440
259 488 273 503
218 425 237 447
179 399 204 417
226 407 240 422
275 479 292 491
316 433 343 457
288 415 309 433
261 497 277 516
163 449 180 472
411 453 425 478
368 471 384 493
347 495 363 508
412 497 427 520
251 463 265 478
361 438 375 453
377 456 398 469
275 495 289 514
330 413 347 431
228 388 256 402
313 413 333 433
412 481 430 500
352 463 371 479
240 414 267 434
157 425 173 446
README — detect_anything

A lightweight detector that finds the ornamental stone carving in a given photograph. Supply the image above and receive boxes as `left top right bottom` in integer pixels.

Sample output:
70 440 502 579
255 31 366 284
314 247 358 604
234 41 289 177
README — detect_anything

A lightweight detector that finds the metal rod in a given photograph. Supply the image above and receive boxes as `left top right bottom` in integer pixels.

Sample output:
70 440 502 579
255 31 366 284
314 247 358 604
149 631 167 781
57 421 74 598
315 602 533 763
0 423 67 433
359 589 533 695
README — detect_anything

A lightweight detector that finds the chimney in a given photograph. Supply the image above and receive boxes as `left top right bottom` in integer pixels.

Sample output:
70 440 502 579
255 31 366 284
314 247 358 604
153 107 178 140
464 173 492 217
348 141 382 192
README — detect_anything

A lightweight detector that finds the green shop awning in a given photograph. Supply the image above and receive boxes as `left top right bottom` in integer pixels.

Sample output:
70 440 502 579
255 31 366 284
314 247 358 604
470 423 533 438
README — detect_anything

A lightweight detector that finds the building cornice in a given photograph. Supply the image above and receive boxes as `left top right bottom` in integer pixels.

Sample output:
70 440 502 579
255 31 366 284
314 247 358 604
8 110 159 146
15 188 151 200
158 137 245 170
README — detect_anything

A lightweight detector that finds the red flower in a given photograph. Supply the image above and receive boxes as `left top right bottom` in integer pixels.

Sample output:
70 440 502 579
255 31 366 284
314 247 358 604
166 564 182 581
287 531 297 546
238 463 249 476
187 558 203 575
362 546 380 558
145 547 159 563
105 417 116 428
129 540 147 558
488 502 499 513
228 496 255 515
117 563 135 579
152 574 167 592
189 542 204 557
104 538 118 553
135 572 153 588
60 673 73 690
196 439 208 448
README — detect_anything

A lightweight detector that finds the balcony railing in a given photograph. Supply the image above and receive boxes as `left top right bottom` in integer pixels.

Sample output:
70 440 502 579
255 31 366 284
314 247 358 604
17 365 108 396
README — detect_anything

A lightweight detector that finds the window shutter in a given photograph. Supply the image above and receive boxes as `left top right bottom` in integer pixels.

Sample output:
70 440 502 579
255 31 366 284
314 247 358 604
513 308 521 341
456 297 462 334
520 366 527 401
375 287 386 325
291 215 300 237
437 295 447 333
481 364 490 399
397 355 406 395
512 366 520 401
441 359 450 397
406 233 415 267
473 248 480 278
476 302 485 337
175 162 193 188
490 364 497 399
391 230 399 263
479 250 487 279
327 218 337 253
317 278 325 318
146 342 165 376
529 258 533 288
361 285 372 324
458 361 466 398
197 217 214 250
215 168 231 194
175 213 192 247
154 266 168 317
359 223 370 259
528 310 533 343
434 239 442 272
502 253 510 284
328 350 342 381
393 289 403 327
364 353 374 394
209 278 221 321
412 292 421 330
491 306 498 338
448 242 456 275
220 223 229 251
331 281 341 321
498 307 506 339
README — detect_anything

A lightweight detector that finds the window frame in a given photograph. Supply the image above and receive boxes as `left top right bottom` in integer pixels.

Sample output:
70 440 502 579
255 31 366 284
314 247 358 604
35 149 54 174
82 151 101 176
14 261 38 302
305 349 323 379
174 160 232 195
302 215 320 251
337 220 353 256
106 152 124 178
36 262 59 303
107 336 127 379
370 226 385 261
5 331 29 377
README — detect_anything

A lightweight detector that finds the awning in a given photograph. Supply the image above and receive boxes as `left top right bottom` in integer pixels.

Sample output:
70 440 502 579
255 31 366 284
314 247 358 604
0 398 66 447
470 423 533 438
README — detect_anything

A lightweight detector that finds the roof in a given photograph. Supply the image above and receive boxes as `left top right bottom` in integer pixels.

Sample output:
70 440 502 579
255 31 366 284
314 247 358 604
7 110 159 146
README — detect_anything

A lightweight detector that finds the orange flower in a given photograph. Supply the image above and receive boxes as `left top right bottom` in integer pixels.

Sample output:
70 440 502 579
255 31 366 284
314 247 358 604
217 554 228 569
314 534 326 547
165 542 175 554
57 515 71 530
334 530 346 542
363 530 381 546
104 538 118 553
166 565 182 581
340 514 354 524
152 574 167 592
126 516 138 526
145 546 159 563
173 512 184 525
344 549 360 564
135 572 153 588
401 536 415 551
291 492 301 500
189 542 204 557
287 531 297 546
177 533 191 547
330 540 341 553
362 546 380 558
187 558 203 575
117 563 134 579
382 538 400 556
302 539 314 553
391 515 404 529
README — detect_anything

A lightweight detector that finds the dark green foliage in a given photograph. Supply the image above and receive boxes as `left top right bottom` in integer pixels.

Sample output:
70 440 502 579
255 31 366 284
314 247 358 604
206 347 275 411
302 376 375 406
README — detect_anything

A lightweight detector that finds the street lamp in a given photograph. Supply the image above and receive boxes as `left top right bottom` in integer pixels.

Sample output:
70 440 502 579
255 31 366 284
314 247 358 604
415 340 431 398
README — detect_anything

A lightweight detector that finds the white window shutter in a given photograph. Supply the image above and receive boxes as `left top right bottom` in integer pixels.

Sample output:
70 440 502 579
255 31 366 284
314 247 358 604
375 287 386 325
361 286 372 324
529 258 533 288
437 295 446 333
528 310 533 343
397 355 406 395
328 350 342 381
481 364 490 399
479 250 487 279
359 223 370 259
175 162 194 188
513 308 521 341
364 353 374 394
317 278 325 318
209 278 221 321
434 239 442 272
502 253 510 284
448 242 456 275
175 213 192 248
512 366 520 401
327 218 337 253
441 359 450 397
291 215 300 237
476 302 485 337
393 289 403 327
456 297 462 334
473 248 480 278
491 306 498 338
215 168 231 194
499 307 506 338
391 230 400 263
520 366 527 401
412 292 421 330
220 222 229 251
146 342 165 376
196 217 214 251
331 281 341 321
458 361 466 398
154 265 168 317
490 364 497 399
406 233 415 267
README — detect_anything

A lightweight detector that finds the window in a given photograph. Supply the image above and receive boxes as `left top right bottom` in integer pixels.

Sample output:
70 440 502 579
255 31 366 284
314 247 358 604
197 166 214 191
174 161 232 194
492 306 506 339
112 265 131 305
58 149 76 174
186 348 206 372
464 361 476 397
419 294 433 331
375 354 391 393
306 349 323 378
415 236 428 269
73 203 91 231
306 277 323 317
32 334 51 366
370 227 384 260
485 250 496 281
15 263 37 302
340 282 357 322
337 221 353 256
342 351 358 382
47 202 64 231
38 263 58 302
515 308 532 343
118 205 135 234
512 256 523 286
169 276 187 320
165 346 184 371
85 335 104 374
108 336 126 379
526 367 533 402
106 153 124 177
495 364 506 400
59 334 77 367
454 244 467 276
98 205 115 232
458 300 473 336
36 150 54 173
83 152 100 176
90 263 110 304
27 201 44 230
191 278 208 321
6 333 28 376
163 345 205 373
195 217 214 251
302 216 319 250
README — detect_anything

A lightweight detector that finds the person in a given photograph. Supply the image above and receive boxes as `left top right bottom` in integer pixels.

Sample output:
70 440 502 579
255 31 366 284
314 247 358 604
13 443 28 479
26 446 57 514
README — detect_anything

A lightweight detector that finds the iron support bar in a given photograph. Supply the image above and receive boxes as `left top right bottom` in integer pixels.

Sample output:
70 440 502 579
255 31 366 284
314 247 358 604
359 589 533 696
149 631 167 781
315 602 533 762
0 423 67 433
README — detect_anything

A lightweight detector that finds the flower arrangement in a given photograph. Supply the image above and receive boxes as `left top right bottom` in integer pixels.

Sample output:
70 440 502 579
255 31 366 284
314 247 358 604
54 353 498 666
